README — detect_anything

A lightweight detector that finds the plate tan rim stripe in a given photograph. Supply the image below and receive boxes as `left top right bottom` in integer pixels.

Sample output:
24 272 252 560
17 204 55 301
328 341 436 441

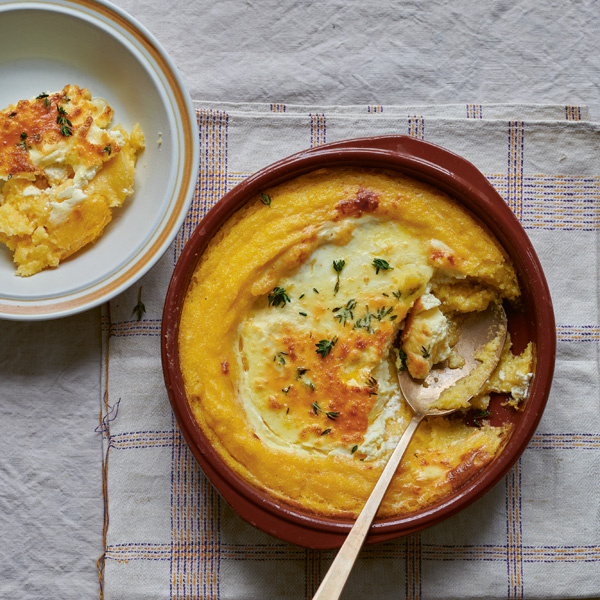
0 0 196 316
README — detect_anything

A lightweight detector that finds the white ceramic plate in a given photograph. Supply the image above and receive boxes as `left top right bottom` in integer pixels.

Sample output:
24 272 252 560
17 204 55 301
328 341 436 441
0 0 199 320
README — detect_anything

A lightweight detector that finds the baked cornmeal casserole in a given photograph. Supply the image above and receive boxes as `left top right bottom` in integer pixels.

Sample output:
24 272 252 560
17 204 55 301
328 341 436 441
0 85 144 276
179 167 534 519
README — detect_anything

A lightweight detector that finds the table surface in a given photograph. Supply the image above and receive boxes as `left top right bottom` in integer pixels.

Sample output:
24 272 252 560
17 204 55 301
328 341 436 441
1 0 599 598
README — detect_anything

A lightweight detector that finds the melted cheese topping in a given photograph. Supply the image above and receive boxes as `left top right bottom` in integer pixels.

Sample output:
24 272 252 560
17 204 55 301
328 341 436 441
179 167 534 518
237 217 429 459
0 85 144 275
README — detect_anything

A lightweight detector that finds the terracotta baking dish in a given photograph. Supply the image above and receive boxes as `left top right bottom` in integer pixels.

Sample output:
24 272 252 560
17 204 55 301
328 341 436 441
161 136 555 549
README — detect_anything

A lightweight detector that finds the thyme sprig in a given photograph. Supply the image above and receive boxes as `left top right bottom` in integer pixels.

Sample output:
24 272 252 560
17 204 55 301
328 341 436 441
312 402 339 420
56 105 73 137
268 286 290 308
354 307 375 334
315 336 337 358
332 298 356 326
333 259 345 294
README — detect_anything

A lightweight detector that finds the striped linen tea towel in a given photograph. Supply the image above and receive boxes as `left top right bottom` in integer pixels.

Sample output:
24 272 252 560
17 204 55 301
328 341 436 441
99 102 600 600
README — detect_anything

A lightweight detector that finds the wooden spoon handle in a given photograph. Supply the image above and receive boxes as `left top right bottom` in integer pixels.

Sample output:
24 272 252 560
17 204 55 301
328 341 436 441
312 412 423 600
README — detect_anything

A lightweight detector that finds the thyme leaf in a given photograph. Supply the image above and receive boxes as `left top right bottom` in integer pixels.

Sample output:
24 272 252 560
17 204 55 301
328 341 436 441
296 367 309 378
372 258 392 274
374 306 394 321
17 131 28 151
396 347 408 371
273 351 288 366
36 93 50 111
333 259 345 272
473 410 491 428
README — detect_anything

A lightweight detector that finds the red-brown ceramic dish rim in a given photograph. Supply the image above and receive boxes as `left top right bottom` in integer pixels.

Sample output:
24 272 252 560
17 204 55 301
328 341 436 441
161 135 556 549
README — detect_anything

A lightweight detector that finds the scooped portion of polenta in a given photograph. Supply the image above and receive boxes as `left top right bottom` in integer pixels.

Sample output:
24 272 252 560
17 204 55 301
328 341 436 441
0 85 144 276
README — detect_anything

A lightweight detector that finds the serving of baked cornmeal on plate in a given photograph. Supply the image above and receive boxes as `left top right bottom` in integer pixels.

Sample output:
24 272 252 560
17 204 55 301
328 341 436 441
0 84 144 276
179 167 534 519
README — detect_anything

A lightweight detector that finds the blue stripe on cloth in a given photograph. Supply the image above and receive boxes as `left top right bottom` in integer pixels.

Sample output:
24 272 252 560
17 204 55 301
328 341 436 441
405 533 422 600
174 109 230 264
310 113 326 147
170 419 222 599
408 115 425 139
104 541 600 563
467 104 483 119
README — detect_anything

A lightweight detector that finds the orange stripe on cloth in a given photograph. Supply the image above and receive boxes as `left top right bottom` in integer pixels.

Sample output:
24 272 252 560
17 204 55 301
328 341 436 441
506 459 524 598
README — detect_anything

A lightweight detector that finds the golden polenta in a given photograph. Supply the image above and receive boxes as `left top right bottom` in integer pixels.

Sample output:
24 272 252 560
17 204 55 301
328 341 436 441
0 85 144 276
179 168 534 519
